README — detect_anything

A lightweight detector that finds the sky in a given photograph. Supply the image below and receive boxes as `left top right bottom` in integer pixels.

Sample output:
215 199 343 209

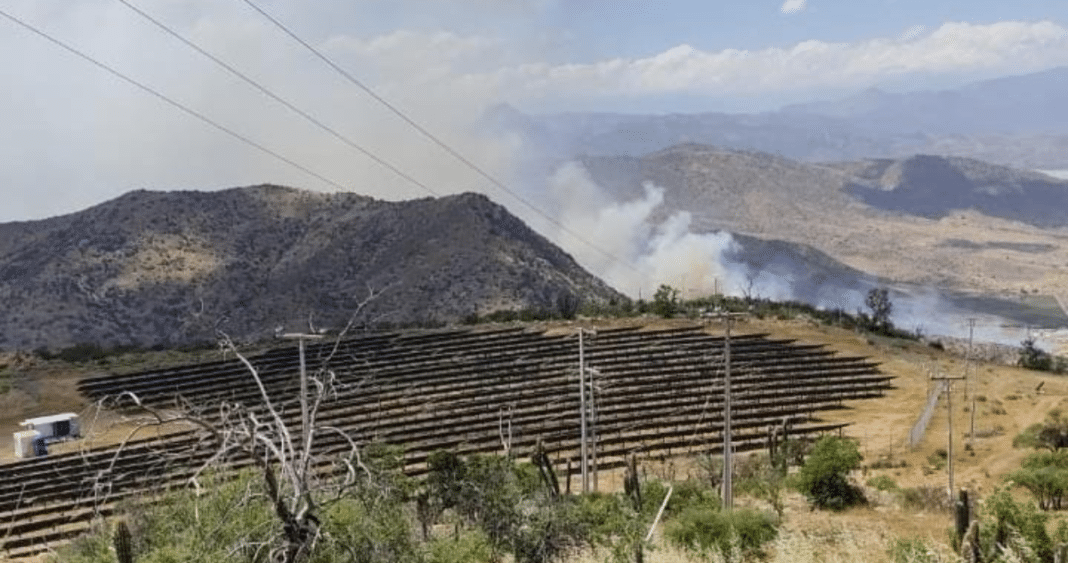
3 0 1068 223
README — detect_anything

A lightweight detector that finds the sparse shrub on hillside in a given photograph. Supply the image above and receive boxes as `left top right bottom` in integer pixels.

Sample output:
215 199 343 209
864 288 894 333
1008 451 1068 510
1014 409 1068 451
927 449 948 470
664 506 779 561
887 537 954 563
794 435 865 511
1020 337 1054 372
867 475 899 492
422 452 645 563
1018 338 1068 375
56 471 281 563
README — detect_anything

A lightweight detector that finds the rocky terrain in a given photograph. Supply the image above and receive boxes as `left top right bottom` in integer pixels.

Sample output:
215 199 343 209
0 185 620 351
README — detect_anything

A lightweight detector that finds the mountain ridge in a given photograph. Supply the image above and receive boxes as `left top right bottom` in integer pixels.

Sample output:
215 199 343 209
0 186 621 351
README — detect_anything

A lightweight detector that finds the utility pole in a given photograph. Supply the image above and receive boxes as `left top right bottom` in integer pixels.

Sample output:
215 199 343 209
706 311 746 510
577 328 597 494
965 318 976 444
589 367 602 492
931 373 965 500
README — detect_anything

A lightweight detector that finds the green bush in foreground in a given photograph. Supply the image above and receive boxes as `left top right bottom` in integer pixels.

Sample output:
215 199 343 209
795 435 865 510
665 506 778 560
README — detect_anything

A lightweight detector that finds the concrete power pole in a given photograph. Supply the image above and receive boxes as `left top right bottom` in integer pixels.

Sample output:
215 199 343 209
723 317 733 510
578 328 588 494
965 318 976 444
706 311 745 511
577 328 597 494
931 372 965 500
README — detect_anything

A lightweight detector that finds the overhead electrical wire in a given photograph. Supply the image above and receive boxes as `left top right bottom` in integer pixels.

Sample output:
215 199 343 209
0 7 350 193
239 0 638 272
4 0 636 275
112 0 440 197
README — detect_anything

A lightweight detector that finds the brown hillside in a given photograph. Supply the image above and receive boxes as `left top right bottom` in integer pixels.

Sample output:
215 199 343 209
0 185 621 351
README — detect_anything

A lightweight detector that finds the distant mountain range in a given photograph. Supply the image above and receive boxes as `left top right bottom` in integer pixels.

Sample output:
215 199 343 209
490 66 1068 169
781 66 1068 135
0 186 620 350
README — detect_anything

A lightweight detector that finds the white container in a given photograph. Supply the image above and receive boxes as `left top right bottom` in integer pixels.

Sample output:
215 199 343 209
20 413 80 439
13 430 41 459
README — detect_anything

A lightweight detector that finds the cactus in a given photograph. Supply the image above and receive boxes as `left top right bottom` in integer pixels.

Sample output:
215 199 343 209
114 521 134 563
961 520 980 563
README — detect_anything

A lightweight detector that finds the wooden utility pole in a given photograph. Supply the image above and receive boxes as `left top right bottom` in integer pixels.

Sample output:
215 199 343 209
931 373 965 500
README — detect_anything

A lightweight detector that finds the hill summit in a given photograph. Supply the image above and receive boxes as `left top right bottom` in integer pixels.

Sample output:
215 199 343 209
0 185 620 350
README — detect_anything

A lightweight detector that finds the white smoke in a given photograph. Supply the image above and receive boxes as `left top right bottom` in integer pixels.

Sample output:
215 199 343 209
544 161 744 300
539 161 1066 352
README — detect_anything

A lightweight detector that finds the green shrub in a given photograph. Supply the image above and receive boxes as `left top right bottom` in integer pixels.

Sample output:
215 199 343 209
887 537 942 563
665 478 721 517
665 506 778 559
1014 409 1068 451
927 449 947 470
866 475 899 492
794 436 865 510
1008 450 1068 510
977 486 1053 563
653 285 680 318
423 530 494 563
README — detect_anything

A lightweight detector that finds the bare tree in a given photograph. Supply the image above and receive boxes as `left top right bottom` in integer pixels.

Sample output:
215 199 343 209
98 288 385 563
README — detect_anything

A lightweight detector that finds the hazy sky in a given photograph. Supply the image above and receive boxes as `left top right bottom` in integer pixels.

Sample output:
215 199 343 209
3 0 1068 222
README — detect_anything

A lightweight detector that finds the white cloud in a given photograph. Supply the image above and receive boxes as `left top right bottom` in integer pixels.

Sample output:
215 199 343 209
479 20 1068 103
781 0 807 15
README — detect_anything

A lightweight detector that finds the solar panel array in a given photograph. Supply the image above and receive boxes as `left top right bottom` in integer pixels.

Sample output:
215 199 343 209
0 324 891 558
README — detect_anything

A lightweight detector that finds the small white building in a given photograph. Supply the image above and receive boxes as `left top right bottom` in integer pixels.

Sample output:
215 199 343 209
20 413 80 440
13 430 42 459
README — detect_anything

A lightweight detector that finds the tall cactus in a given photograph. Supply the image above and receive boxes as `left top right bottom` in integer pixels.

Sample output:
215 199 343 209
114 520 134 563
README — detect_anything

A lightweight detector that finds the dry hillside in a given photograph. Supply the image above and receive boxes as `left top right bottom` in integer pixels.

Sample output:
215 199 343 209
0 185 620 351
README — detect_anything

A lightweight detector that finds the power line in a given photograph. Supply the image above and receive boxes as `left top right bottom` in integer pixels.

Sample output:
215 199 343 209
0 7 349 193
113 0 440 197
239 0 638 272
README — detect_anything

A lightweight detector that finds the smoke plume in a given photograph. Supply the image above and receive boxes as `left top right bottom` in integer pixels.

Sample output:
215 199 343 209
543 161 746 300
